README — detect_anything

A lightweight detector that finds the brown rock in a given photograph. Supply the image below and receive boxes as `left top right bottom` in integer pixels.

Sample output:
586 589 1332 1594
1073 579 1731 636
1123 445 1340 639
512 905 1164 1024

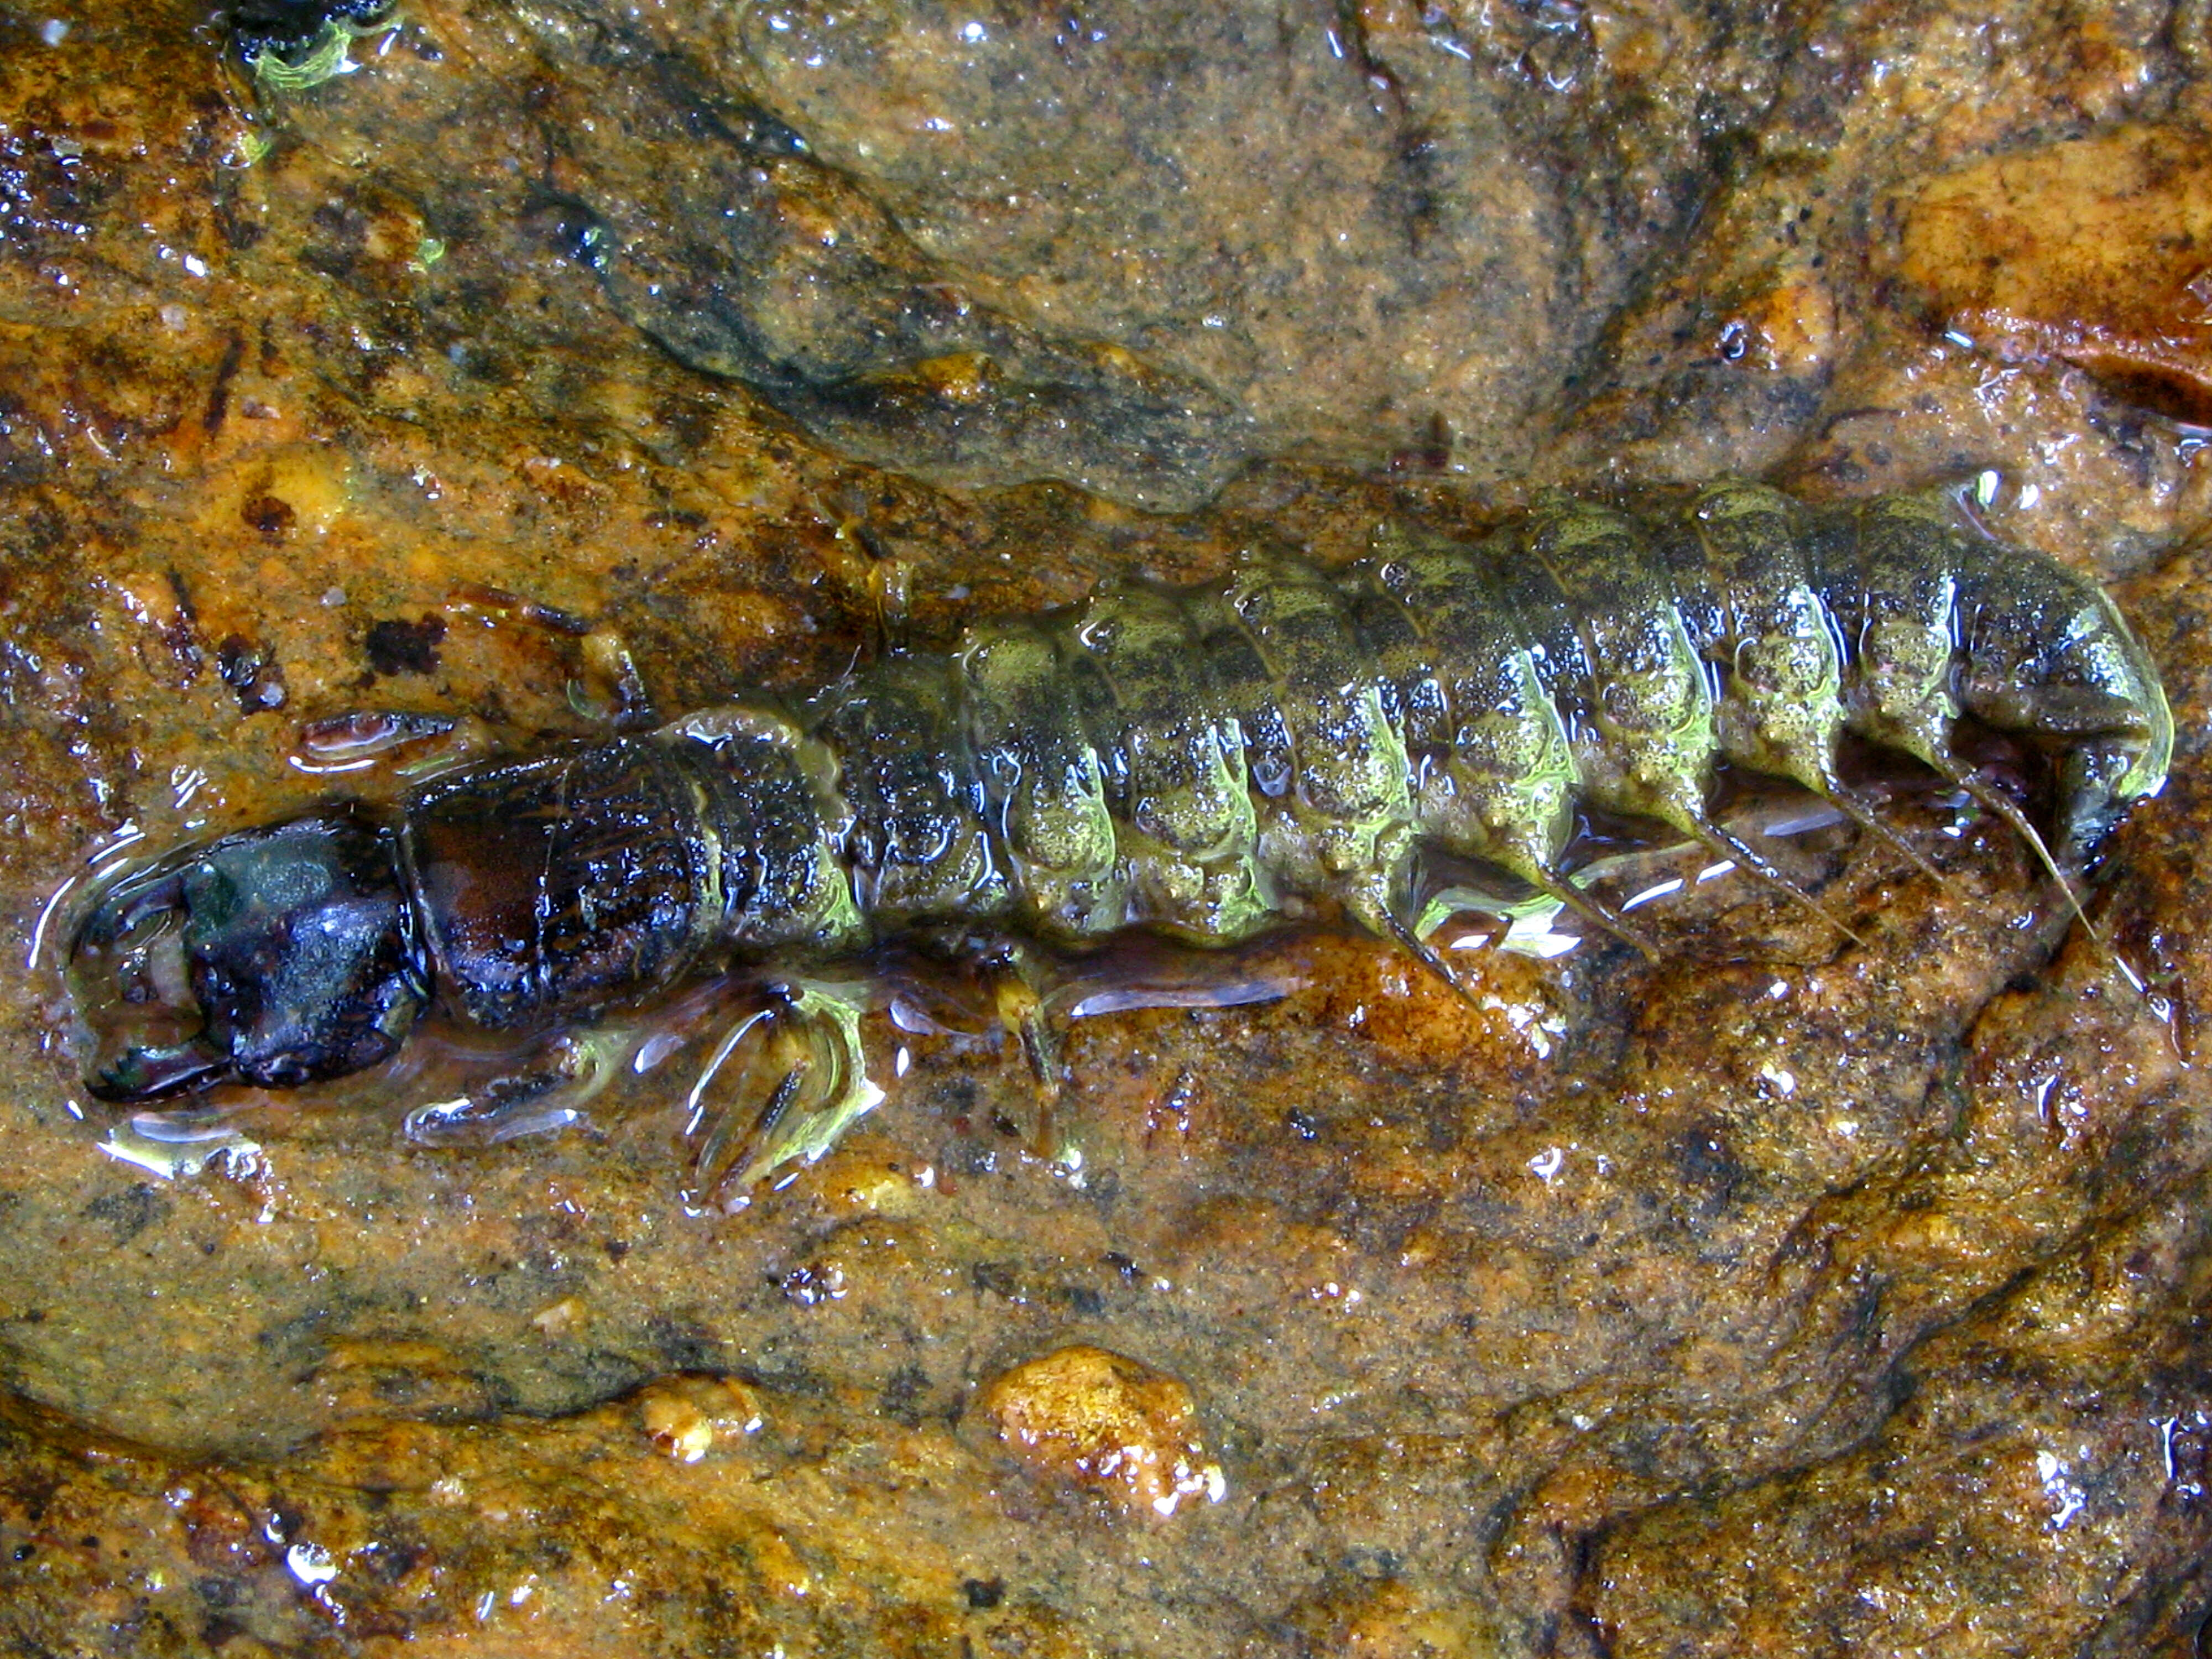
1900 124 2212 422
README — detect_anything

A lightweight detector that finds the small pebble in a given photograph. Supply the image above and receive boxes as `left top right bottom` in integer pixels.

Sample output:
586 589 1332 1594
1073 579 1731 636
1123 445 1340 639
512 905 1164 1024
638 1376 765 1463
981 1344 1224 1518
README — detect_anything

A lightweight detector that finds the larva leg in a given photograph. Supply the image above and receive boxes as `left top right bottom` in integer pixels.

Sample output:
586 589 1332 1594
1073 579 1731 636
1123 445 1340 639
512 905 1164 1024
987 945 1068 1164
682 1005 789 1208
1813 775 1959 890
446 582 659 731
1928 759 2114 958
1332 875 1480 994
1533 868 1662 961
1489 864 1668 957
682 980 885 1210
288 708 502 780
1607 742 1866 947
1477 816 1662 960
1671 803 1868 948
403 1026 631 1147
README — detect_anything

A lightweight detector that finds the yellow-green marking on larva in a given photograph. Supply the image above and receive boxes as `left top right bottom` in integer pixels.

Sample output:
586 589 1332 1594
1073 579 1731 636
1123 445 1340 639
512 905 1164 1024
247 12 398 93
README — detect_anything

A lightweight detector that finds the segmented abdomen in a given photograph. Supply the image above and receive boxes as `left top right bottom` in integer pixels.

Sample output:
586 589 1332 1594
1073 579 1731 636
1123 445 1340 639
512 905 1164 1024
790 483 2167 950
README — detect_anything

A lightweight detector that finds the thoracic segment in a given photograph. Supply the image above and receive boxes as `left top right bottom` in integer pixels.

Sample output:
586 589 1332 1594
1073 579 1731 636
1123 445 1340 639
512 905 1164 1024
674 482 2169 971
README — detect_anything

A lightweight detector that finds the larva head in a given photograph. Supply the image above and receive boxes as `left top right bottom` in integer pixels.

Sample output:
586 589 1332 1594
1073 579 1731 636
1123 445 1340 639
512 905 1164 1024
1958 573 2172 865
67 812 428 1104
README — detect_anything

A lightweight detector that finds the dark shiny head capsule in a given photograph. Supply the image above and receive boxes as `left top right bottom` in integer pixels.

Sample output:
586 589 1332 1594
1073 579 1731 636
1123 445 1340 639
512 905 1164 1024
228 0 393 69
67 811 428 1104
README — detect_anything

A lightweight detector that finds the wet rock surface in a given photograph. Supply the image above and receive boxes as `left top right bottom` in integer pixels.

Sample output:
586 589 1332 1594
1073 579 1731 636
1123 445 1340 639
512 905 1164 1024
0 0 2210 1653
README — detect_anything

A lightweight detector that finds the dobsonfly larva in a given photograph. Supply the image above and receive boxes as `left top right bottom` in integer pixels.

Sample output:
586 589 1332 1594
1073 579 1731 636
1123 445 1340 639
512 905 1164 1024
61 481 2172 1198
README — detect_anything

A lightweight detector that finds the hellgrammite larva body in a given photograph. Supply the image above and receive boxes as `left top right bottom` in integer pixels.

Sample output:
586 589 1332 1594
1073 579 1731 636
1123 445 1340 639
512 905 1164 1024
66 482 2172 1197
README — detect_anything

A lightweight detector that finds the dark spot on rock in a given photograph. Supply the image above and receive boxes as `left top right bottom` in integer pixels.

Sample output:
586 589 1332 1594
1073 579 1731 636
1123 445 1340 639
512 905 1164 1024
160 568 205 672
217 634 287 712
242 494 295 537
962 1577 1004 1609
82 1181 169 1243
1672 1121 1745 1216
971 1261 1024 1302
205 333 244 434
570 1350 651 1402
364 615 446 676
195 1575 243 1611
780 1262 845 1308
1344 1545 1404 1579
643 1316 722 1371
521 197 609 266
363 1540 424 1584
879 1363 928 1427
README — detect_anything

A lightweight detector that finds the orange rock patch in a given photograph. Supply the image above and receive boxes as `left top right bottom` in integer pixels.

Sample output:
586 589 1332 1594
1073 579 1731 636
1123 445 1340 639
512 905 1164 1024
1899 124 2212 421
981 1344 1224 1519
